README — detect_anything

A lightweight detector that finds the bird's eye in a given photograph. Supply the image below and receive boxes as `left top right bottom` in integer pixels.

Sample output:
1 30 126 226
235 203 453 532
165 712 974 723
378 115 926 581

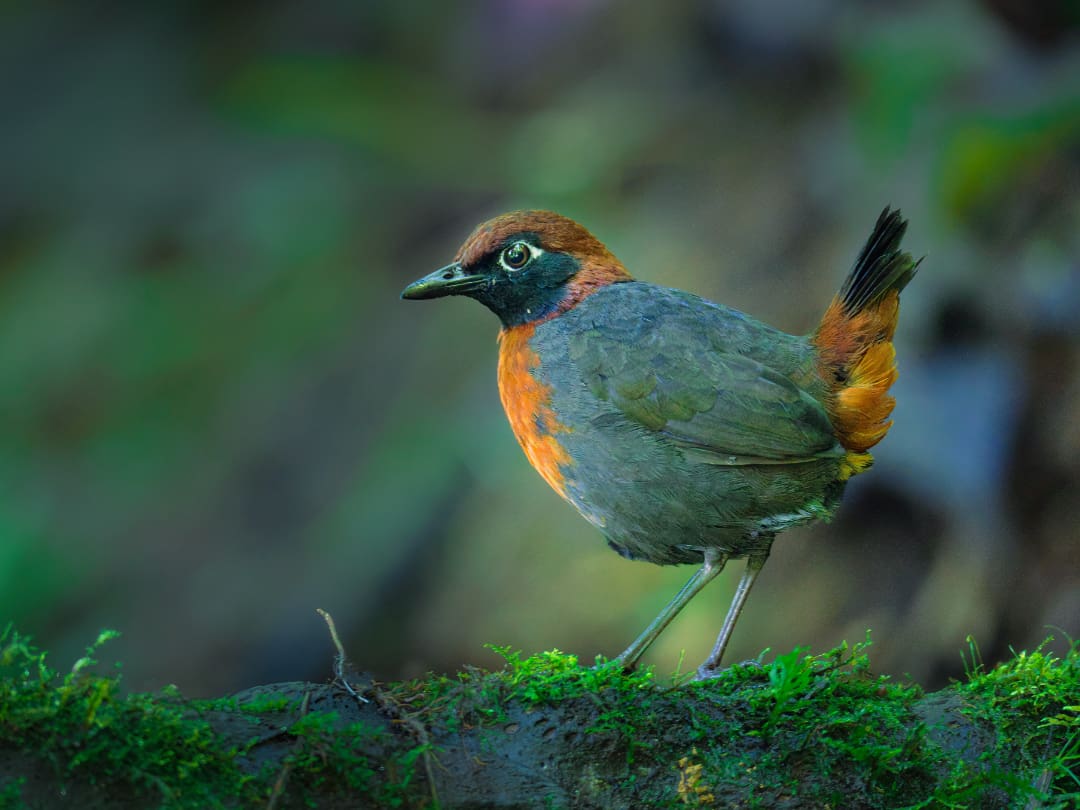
500 242 532 271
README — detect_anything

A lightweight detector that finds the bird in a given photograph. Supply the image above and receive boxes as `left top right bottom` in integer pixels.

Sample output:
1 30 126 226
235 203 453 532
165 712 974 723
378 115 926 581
401 208 919 678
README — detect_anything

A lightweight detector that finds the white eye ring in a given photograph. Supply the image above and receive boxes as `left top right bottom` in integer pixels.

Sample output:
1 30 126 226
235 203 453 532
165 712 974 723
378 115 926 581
499 241 542 272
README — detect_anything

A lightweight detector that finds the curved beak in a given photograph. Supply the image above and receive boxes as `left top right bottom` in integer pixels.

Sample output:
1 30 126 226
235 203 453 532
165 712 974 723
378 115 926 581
401 262 488 300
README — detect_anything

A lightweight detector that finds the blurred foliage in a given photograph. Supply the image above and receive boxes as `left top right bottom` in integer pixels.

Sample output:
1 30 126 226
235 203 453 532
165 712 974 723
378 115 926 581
0 1 1077 697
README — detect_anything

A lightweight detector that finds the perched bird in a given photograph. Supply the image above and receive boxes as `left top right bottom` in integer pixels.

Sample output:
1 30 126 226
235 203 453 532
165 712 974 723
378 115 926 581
402 209 919 677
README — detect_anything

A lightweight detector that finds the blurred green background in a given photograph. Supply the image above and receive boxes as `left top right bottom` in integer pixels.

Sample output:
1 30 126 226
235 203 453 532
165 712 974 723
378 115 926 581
2 1 1078 697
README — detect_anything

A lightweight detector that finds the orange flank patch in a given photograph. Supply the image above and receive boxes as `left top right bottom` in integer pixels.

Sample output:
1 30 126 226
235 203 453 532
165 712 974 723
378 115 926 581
835 342 898 450
814 290 902 455
497 323 574 500
814 291 899 373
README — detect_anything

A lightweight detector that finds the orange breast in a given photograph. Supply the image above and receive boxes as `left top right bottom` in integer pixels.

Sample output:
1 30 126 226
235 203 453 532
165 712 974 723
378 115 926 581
497 324 573 500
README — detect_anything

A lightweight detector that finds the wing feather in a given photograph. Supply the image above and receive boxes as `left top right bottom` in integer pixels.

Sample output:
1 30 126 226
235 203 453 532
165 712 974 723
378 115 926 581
567 311 842 465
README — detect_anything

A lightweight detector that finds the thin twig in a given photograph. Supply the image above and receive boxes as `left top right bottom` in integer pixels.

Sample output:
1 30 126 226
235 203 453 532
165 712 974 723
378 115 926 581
316 608 368 703
316 609 440 807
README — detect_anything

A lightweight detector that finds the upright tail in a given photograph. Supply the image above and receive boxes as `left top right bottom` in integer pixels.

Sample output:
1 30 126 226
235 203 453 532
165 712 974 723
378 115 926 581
814 208 920 465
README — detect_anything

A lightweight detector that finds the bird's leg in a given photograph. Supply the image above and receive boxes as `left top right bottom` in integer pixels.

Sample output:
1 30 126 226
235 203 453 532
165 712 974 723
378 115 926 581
696 548 771 679
614 548 729 672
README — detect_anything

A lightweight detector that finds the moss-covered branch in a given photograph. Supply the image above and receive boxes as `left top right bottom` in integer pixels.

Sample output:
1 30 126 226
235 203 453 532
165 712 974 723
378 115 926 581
1 627 1077 809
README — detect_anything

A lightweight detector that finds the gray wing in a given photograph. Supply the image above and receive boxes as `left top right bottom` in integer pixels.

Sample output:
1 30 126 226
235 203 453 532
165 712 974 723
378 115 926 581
565 297 842 465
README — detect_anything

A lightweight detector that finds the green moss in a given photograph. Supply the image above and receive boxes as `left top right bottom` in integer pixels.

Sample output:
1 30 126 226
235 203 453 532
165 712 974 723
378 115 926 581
945 636 1080 805
672 634 1080 808
268 710 432 808
395 633 1075 808
193 693 298 716
0 777 28 810
1 624 1076 808
662 635 932 807
0 625 258 808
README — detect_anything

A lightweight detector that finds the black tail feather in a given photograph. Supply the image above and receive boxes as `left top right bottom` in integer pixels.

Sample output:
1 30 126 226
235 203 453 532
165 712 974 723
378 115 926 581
839 208 920 315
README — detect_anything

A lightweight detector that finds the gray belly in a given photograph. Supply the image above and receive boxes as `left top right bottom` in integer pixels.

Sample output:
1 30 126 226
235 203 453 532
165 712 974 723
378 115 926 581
555 415 843 565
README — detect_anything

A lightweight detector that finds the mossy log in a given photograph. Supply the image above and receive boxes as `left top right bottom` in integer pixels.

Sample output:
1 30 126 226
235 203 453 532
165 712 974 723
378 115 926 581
1 630 1078 809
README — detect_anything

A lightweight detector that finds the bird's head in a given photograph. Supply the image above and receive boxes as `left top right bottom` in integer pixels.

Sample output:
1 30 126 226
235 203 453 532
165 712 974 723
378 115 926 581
401 211 633 328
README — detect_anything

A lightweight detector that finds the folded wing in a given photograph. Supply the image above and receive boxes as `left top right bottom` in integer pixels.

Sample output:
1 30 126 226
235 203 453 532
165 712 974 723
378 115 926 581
567 307 842 466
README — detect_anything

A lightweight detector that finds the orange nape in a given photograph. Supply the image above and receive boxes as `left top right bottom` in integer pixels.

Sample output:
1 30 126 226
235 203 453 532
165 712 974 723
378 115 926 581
814 289 902 454
497 323 574 500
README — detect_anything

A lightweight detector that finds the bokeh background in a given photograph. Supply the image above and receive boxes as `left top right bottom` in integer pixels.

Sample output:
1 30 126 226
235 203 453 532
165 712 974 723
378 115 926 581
2 1 1078 697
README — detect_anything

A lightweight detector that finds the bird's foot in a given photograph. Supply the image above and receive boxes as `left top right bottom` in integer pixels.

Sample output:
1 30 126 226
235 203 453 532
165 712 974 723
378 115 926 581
694 658 763 681
694 663 724 681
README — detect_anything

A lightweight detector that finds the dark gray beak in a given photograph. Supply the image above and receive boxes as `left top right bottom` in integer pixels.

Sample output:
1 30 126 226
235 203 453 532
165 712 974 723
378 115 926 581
401 262 488 300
